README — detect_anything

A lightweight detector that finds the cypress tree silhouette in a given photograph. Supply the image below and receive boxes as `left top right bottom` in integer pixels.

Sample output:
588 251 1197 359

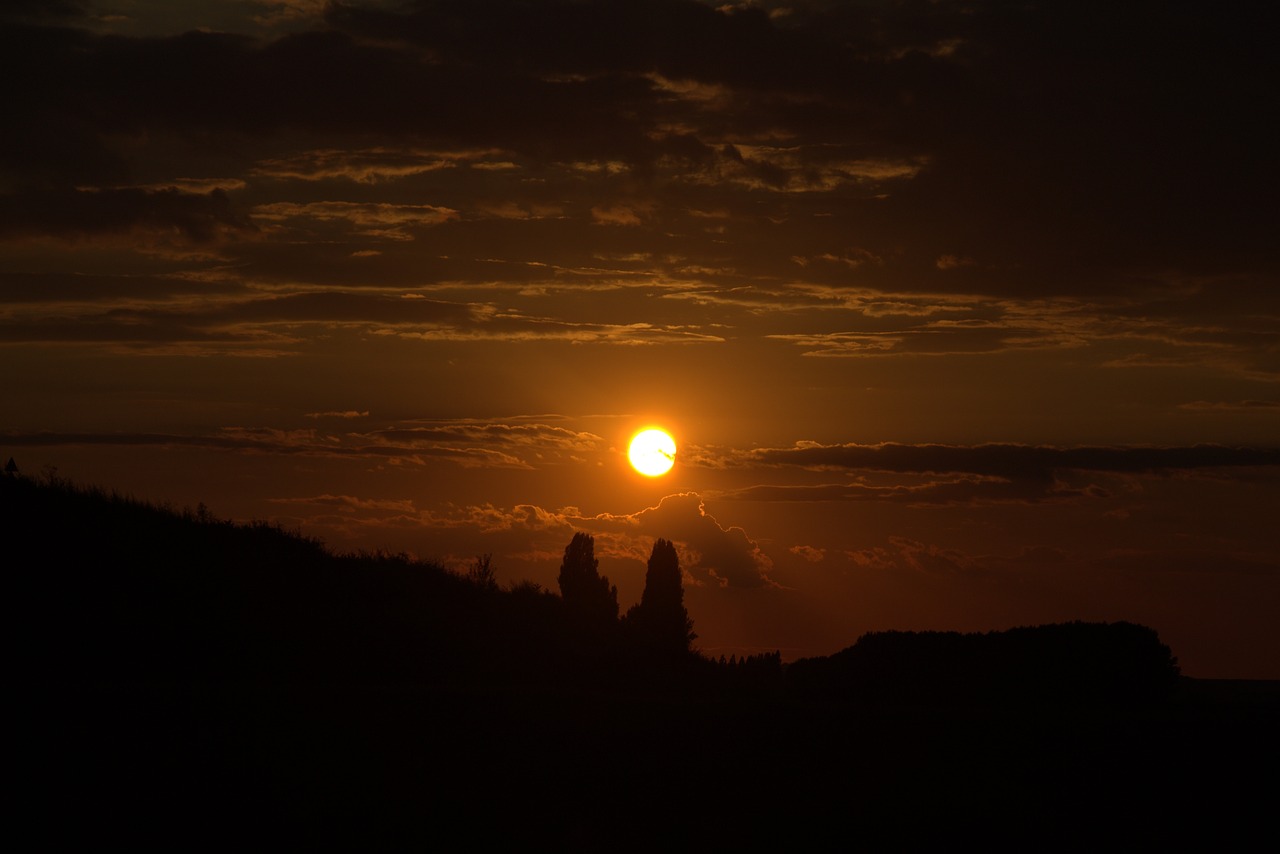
556 532 618 630
625 538 696 654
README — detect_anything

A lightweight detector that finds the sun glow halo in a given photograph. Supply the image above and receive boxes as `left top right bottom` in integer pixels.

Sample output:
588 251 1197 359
628 428 676 476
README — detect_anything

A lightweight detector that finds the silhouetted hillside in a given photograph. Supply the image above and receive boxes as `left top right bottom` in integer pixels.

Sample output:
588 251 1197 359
5 472 590 686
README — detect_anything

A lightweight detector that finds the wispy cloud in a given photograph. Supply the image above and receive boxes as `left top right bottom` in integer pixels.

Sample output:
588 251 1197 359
0 428 529 469
2 415 621 471
304 410 369 419
251 147 502 183
1179 399 1280 412
722 476 1107 506
747 442 1280 480
252 201 458 240
357 422 603 454
267 493 417 513
0 187 255 243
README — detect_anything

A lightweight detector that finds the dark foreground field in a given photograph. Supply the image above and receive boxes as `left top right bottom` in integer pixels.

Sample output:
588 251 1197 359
23 677 1277 850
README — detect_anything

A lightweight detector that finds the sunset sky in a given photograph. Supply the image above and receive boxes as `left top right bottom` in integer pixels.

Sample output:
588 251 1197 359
3 0 1277 677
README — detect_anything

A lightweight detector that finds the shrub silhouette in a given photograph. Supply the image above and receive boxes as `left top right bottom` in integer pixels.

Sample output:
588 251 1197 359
467 553 499 591
623 538 696 655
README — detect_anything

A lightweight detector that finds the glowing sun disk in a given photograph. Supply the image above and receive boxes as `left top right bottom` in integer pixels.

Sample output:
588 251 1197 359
629 428 676 476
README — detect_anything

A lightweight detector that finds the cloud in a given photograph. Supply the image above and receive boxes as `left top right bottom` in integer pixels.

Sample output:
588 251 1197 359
765 331 904 357
0 428 530 468
249 1 330 27
0 271 240 303
789 545 825 563
0 188 255 243
0 290 479 350
359 422 603 454
721 476 1106 506
252 201 458 240
325 0 813 91
888 536 976 577
750 443 1280 481
2 416 616 471
268 493 416 513
935 254 977 271
609 493 774 588
591 205 645 227
1179 399 1280 412
0 284 732 353
477 201 557 221
387 318 725 347
845 547 896 572
407 492 774 589
304 410 369 419
842 537 978 577
691 145 925 193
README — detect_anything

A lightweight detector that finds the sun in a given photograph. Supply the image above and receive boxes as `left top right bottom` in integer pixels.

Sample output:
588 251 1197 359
628 428 676 477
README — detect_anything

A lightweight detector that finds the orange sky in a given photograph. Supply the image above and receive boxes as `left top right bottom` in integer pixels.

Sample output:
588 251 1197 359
3 0 1277 677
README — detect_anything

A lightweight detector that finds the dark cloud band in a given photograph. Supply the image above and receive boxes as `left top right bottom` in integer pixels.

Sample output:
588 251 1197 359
752 442 1280 480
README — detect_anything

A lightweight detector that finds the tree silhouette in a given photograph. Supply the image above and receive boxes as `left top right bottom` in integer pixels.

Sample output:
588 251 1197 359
556 532 618 631
624 538 695 655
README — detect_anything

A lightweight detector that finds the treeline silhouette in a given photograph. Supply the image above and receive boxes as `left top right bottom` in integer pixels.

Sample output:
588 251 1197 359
11 470 1275 850
8 470 1182 702
790 623 1180 705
